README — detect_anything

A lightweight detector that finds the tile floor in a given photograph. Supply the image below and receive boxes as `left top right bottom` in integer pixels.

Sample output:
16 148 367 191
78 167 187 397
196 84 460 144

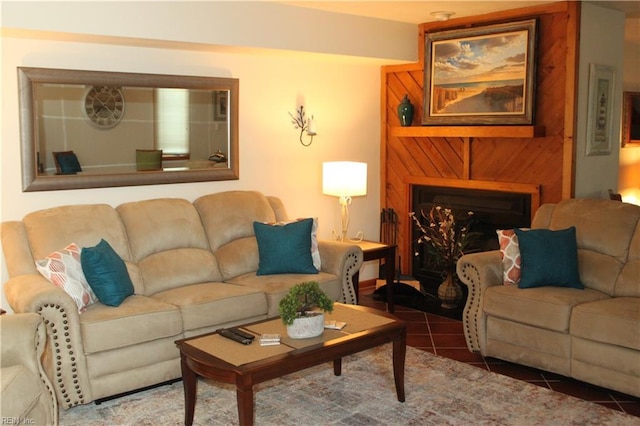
358 286 640 418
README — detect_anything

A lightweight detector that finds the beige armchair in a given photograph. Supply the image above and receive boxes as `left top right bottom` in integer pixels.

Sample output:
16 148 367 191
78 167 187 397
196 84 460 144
1 313 58 425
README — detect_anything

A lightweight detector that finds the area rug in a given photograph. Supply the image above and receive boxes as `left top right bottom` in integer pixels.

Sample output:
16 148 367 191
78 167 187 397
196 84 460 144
59 345 638 425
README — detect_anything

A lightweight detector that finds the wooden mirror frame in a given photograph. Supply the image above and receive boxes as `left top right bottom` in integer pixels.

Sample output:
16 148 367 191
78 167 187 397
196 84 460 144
18 67 239 191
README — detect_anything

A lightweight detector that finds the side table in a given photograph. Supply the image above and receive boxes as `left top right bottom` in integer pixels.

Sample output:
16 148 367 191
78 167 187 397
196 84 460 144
352 241 397 313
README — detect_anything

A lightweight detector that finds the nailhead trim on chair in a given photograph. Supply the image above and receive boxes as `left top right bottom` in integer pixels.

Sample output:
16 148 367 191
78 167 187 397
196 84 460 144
38 304 85 408
342 252 359 304
34 313 59 424
459 263 481 353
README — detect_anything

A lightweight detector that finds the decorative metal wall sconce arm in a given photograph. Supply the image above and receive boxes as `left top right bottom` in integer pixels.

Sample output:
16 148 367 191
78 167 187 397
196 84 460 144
289 106 317 146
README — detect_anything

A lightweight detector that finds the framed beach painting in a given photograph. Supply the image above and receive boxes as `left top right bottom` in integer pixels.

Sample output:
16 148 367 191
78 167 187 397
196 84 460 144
423 19 537 126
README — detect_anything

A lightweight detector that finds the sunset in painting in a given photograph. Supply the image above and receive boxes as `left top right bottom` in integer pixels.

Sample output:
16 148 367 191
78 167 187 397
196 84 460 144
430 29 529 116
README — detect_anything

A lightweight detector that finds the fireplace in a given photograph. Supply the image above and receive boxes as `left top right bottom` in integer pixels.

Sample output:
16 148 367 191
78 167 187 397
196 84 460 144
411 185 532 282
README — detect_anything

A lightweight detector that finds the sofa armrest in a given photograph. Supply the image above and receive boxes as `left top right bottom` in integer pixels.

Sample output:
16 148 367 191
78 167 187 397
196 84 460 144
1 313 58 424
317 241 363 304
1 313 46 371
4 274 93 409
456 250 503 354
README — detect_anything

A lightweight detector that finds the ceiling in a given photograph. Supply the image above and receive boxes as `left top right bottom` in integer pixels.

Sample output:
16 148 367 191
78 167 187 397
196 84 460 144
284 1 640 24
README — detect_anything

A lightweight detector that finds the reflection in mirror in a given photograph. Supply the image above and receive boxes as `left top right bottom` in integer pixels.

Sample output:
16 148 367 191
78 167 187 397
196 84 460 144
18 67 239 191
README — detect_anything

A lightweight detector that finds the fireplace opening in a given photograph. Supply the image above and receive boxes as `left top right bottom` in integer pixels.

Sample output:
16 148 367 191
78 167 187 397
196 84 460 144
411 185 532 282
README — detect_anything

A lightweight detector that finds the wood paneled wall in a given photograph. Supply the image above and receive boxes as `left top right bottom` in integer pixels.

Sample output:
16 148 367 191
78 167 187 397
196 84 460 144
380 2 580 274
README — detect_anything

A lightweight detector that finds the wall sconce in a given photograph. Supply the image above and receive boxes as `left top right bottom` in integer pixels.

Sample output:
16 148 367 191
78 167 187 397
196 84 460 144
289 105 317 147
322 161 367 242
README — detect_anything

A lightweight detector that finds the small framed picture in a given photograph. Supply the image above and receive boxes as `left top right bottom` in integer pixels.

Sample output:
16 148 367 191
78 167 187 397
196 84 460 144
213 90 228 121
585 64 615 156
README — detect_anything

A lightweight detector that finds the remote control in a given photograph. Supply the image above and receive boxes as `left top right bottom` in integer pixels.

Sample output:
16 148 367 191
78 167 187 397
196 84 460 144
229 328 255 341
217 328 252 345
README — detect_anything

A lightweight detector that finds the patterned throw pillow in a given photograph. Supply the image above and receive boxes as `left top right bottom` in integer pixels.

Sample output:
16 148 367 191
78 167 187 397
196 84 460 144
496 229 521 285
35 243 98 313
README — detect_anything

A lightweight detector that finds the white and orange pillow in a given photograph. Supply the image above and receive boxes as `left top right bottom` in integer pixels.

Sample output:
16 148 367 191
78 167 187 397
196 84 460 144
35 243 98 313
496 229 521 285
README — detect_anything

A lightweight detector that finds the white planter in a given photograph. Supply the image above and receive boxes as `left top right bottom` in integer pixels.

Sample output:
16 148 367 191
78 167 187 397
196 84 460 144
286 313 325 339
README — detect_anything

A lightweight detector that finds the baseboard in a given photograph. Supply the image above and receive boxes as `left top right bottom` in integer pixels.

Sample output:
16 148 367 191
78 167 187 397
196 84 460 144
359 278 377 290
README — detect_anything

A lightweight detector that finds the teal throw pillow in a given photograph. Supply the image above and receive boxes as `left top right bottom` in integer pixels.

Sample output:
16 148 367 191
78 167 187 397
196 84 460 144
254 218 319 275
55 151 82 174
81 239 134 306
514 227 583 289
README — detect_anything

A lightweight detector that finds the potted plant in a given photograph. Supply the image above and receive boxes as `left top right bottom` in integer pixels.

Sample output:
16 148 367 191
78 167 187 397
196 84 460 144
278 281 334 339
409 206 479 308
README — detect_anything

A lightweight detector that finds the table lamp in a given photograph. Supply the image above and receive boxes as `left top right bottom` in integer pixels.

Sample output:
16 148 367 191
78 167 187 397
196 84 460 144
322 161 367 242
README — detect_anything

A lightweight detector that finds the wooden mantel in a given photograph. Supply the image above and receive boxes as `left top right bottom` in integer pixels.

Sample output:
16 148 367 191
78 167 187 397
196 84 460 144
389 126 545 139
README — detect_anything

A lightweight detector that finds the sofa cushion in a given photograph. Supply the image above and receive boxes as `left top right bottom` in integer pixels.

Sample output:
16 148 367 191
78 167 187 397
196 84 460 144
615 226 640 297
532 199 640 296
80 295 182 354
35 243 98 313
137 248 222 295
151 282 268 332
195 191 277 252
616 259 640 297
215 237 260 280
24 204 131 265
538 199 640 261
254 218 318 275
117 198 211 262
570 297 640 351
117 199 223 295
81 239 134 307
515 227 582 289
226 271 341 317
484 285 609 333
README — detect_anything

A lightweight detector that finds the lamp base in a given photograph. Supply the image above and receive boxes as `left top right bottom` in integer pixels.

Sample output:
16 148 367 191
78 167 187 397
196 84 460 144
331 229 364 243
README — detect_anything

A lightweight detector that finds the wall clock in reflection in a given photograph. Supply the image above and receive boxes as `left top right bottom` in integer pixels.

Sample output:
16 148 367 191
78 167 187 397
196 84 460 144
84 85 125 128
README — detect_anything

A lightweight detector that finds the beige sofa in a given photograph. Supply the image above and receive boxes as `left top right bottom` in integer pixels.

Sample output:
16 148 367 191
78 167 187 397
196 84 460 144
2 190 363 409
1 313 58 425
457 198 640 398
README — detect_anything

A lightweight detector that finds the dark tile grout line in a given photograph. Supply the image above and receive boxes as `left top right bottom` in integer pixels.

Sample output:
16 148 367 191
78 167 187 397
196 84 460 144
358 288 639 418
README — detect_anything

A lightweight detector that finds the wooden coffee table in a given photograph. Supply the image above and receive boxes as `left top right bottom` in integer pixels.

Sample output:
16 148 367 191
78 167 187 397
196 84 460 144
175 303 406 426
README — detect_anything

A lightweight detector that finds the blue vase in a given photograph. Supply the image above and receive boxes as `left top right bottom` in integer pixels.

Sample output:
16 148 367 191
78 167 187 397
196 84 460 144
397 94 414 127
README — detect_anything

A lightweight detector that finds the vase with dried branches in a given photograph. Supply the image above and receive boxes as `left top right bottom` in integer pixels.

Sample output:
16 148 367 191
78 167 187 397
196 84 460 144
409 206 479 308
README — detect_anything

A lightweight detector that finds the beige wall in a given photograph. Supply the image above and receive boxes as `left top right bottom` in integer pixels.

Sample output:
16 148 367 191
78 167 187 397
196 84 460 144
1 2 417 311
575 3 639 204
574 3 624 199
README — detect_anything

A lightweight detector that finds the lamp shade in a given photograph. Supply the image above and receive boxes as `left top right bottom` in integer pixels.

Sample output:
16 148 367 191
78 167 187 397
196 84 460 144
322 162 367 197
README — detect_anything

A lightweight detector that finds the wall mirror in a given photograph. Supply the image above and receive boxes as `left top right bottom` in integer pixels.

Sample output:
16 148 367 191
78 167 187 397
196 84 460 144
18 67 239 191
